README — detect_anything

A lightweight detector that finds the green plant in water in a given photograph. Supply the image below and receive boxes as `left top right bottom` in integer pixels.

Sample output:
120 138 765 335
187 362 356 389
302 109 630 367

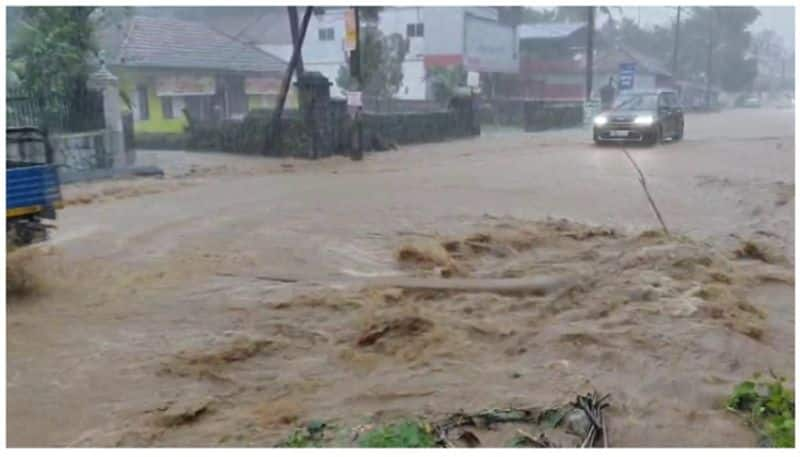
358 420 436 448
727 373 795 447
277 420 327 448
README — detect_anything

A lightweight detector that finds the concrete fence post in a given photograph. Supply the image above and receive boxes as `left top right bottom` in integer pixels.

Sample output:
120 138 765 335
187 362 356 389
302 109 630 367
88 53 130 168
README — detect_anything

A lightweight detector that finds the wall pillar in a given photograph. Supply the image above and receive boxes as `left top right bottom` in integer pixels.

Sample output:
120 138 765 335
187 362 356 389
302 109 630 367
88 53 131 168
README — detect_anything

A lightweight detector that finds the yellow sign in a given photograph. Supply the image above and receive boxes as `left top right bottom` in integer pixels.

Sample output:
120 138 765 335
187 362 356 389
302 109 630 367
345 8 357 51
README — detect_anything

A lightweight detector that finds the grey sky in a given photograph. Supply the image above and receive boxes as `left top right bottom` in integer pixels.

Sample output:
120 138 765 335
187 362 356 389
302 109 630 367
618 6 794 51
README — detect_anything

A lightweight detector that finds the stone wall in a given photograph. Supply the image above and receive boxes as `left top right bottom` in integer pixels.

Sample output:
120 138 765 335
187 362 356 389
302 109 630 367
172 96 479 158
481 98 585 131
51 130 111 171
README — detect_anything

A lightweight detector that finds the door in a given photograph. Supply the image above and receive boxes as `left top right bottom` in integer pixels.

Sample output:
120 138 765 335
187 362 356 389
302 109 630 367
657 93 675 136
668 92 683 135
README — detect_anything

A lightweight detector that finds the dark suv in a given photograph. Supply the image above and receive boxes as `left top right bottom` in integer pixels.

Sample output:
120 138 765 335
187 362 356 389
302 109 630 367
593 89 684 145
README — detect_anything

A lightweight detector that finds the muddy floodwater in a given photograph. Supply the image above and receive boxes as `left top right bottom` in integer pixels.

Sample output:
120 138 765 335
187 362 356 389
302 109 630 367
6 108 794 446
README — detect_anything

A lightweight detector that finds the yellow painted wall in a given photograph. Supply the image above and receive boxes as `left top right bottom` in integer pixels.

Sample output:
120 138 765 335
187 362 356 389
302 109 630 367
118 70 188 134
118 68 296 130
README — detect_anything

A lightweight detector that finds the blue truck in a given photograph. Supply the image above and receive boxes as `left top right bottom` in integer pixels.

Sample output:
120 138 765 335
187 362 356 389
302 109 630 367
6 127 63 247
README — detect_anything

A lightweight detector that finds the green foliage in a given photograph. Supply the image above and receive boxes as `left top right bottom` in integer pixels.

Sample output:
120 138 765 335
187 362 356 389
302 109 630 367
426 65 467 104
727 374 795 448
358 421 436 448
336 27 409 98
279 430 315 448
611 7 761 91
184 110 311 156
276 420 328 448
9 7 97 102
7 7 132 130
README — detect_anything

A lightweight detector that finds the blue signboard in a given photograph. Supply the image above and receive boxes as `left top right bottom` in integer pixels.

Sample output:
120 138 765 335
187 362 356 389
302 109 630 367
618 62 636 91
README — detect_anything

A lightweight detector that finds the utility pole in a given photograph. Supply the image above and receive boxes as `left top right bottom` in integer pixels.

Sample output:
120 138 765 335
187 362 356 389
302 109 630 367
350 6 363 160
585 6 595 101
705 8 715 108
264 6 313 156
288 7 305 77
671 6 681 79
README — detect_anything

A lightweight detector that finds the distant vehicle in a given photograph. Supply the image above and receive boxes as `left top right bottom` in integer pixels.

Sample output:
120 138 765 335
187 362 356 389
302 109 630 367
741 96 762 108
593 89 684 145
6 127 63 247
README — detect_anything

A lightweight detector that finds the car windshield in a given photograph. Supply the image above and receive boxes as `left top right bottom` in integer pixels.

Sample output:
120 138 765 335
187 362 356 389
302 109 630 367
613 94 658 111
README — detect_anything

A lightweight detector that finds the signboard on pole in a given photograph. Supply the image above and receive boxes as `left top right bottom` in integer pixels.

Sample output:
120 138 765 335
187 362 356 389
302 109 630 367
463 15 518 73
345 9 357 52
347 91 362 108
467 71 480 89
618 62 636 91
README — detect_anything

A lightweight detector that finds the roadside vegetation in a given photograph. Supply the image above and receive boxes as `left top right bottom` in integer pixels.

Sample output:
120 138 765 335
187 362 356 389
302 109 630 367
727 373 795 447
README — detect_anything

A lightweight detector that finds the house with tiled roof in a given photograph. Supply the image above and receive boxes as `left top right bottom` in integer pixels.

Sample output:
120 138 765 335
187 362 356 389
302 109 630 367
100 15 289 133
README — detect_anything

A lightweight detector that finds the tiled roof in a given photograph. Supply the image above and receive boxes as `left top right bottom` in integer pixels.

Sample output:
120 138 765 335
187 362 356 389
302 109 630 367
104 16 287 74
593 45 672 77
518 23 586 40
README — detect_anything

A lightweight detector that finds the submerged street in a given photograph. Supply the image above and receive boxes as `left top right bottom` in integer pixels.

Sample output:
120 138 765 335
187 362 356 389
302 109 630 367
7 107 795 446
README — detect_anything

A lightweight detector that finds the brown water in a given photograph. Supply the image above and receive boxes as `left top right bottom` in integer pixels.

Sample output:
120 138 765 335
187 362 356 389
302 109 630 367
6 108 795 447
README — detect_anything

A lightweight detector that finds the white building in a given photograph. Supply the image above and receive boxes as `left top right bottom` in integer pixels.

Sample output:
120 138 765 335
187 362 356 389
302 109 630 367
299 7 518 100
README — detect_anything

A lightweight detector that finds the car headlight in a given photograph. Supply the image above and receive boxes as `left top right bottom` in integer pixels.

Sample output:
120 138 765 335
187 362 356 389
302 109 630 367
594 115 608 126
634 115 654 126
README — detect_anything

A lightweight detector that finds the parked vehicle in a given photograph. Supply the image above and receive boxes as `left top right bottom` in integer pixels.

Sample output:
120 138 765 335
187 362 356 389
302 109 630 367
593 89 684 145
6 127 62 248
741 96 762 108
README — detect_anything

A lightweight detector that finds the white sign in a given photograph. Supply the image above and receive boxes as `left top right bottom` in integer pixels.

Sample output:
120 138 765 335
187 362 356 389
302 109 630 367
464 16 518 74
347 91 363 108
467 71 480 88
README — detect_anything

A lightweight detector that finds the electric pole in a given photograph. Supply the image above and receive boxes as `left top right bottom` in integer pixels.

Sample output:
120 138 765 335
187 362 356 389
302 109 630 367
705 8 715 107
288 7 304 77
265 6 313 156
350 6 363 160
671 6 681 79
585 6 595 101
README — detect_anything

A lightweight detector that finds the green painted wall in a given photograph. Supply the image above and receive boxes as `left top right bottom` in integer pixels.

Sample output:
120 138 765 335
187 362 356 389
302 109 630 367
118 70 188 134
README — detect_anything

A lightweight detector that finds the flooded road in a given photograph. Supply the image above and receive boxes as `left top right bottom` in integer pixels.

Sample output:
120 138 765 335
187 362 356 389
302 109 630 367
6 108 794 446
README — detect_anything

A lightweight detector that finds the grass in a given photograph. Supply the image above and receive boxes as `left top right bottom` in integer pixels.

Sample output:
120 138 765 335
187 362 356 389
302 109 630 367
727 373 795 447
358 420 437 448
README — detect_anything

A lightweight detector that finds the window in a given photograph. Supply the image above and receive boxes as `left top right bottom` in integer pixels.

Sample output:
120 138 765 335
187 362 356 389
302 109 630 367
136 85 149 121
161 96 174 119
667 93 680 108
318 27 334 41
406 22 423 38
613 94 658 111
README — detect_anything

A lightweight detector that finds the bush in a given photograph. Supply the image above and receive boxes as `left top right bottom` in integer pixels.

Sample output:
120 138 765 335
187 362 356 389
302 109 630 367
185 110 312 156
358 421 436 448
727 374 795 447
